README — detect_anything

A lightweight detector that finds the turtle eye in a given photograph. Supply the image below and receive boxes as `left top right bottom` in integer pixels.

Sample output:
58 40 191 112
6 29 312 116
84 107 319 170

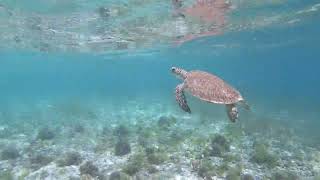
171 67 176 72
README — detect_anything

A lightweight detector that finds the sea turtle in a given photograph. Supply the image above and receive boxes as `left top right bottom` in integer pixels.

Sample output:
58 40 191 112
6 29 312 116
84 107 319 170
171 67 249 122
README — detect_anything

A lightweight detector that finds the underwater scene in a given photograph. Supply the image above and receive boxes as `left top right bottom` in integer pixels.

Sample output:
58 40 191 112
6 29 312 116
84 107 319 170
1 0 320 179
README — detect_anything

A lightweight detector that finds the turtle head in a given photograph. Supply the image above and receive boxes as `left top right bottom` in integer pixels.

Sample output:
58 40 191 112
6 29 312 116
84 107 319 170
171 67 188 80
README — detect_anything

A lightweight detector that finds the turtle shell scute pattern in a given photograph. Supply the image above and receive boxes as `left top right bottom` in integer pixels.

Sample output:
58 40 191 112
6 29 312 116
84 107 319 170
184 71 243 104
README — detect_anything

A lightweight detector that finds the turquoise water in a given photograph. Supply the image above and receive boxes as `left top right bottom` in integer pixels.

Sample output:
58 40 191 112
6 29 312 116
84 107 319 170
1 1 320 179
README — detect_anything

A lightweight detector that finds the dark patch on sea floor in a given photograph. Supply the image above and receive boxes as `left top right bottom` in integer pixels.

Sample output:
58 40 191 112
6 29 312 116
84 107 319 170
0 100 319 180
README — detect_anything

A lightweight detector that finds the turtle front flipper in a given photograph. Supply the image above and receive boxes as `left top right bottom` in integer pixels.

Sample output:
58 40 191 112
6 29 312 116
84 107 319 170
226 104 238 122
175 84 191 113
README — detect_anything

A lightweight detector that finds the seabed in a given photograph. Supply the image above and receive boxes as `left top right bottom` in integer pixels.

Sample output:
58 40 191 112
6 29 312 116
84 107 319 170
0 97 319 180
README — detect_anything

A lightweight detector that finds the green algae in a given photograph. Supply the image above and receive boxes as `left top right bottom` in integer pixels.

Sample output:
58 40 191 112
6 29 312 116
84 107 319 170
115 137 131 156
144 145 168 165
203 134 231 158
251 143 278 168
225 124 244 140
271 170 299 180
57 152 82 167
80 161 101 178
147 151 168 165
0 171 13 180
223 153 240 163
123 152 146 175
225 167 242 180
147 165 159 174
1 145 20 160
157 116 177 130
216 162 229 176
109 171 130 180
241 174 255 180
37 127 55 140
17 169 30 180
197 160 216 179
113 124 130 138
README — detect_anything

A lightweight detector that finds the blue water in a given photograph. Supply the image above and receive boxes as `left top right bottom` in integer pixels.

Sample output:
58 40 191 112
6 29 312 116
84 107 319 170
2 19 319 116
1 1 320 179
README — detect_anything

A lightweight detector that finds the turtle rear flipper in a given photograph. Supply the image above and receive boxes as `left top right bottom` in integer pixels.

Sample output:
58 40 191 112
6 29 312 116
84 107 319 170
239 100 250 111
175 84 191 113
226 104 238 122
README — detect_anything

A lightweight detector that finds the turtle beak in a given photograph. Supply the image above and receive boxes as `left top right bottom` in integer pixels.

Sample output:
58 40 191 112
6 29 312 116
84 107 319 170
171 67 182 79
171 67 177 73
